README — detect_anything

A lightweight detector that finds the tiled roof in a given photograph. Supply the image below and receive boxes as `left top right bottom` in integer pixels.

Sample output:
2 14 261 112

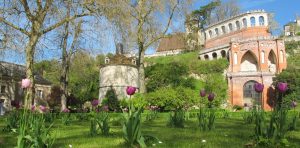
156 33 187 52
0 61 52 85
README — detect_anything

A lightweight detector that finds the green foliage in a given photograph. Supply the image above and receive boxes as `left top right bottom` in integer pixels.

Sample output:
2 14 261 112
242 110 255 124
274 54 300 107
197 108 216 131
204 73 228 107
3 110 20 132
285 41 300 55
145 62 192 92
145 111 158 122
61 113 71 126
123 108 146 147
17 110 55 148
34 60 61 85
96 112 110 136
145 86 198 111
105 89 120 111
252 108 298 147
168 110 185 128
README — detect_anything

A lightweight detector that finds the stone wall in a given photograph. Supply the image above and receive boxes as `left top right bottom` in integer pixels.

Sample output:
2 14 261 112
99 65 139 101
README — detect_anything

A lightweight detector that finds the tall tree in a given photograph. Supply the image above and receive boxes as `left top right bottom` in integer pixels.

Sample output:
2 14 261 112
60 3 83 111
0 0 94 108
97 0 190 93
190 0 220 29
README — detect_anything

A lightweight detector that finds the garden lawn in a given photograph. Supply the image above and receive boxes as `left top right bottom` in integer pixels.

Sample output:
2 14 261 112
1 112 300 148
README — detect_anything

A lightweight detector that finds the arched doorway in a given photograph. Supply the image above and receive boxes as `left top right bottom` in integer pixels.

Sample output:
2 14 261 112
243 80 262 107
240 51 258 72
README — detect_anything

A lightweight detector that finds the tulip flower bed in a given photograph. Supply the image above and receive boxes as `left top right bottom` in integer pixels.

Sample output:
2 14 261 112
1 111 300 148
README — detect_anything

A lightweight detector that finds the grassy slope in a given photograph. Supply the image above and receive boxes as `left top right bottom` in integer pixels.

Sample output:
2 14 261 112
1 112 300 148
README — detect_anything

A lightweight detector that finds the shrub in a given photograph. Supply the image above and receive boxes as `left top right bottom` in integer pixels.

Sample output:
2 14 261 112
145 86 197 111
3 110 20 132
105 88 120 112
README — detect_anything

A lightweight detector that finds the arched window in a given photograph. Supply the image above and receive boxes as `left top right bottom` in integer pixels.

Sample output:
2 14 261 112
259 16 265 26
268 50 277 72
229 23 233 31
233 52 238 65
240 51 258 72
209 30 213 38
250 17 256 27
221 50 226 58
221 26 226 34
212 52 217 59
243 18 247 28
215 28 219 36
243 80 262 106
261 51 265 63
280 50 284 63
204 55 209 60
236 21 240 30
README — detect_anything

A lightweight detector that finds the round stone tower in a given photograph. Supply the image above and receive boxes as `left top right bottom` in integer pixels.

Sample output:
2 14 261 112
99 44 138 102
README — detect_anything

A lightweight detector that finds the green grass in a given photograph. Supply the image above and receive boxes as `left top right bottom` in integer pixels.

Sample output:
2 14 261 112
1 112 300 148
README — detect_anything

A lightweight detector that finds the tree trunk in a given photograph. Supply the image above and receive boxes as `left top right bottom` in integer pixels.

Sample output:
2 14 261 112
60 21 70 111
24 34 39 109
137 43 146 93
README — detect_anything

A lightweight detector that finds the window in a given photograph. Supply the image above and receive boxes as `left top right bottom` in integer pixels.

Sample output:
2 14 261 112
1 86 5 93
212 52 217 59
243 18 247 28
209 30 213 38
36 90 43 98
243 81 262 106
261 51 265 63
233 52 238 65
236 21 240 30
259 16 265 26
221 26 226 34
250 17 256 27
215 28 219 36
229 23 233 31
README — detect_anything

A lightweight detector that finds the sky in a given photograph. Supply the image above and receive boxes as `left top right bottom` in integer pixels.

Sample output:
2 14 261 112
1 0 300 64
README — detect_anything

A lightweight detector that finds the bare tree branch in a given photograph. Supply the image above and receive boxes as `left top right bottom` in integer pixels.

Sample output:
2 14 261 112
0 17 30 36
42 13 89 34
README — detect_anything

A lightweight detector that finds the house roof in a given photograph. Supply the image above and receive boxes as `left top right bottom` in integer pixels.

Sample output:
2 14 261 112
156 33 187 52
0 61 52 85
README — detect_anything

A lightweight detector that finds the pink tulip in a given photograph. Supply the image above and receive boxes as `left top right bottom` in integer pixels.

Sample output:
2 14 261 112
62 108 70 113
21 78 31 88
126 86 136 96
31 105 35 111
291 101 297 108
39 105 47 112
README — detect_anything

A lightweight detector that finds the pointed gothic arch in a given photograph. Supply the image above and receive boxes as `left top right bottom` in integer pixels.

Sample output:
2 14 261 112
240 51 258 72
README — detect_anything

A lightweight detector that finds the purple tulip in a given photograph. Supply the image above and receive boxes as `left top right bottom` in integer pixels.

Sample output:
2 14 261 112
291 101 297 108
254 83 264 93
62 108 70 113
208 93 215 102
126 86 136 96
200 89 206 97
11 100 20 109
277 82 288 93
91 99 99 107
21 78 31 89
39 105 47 112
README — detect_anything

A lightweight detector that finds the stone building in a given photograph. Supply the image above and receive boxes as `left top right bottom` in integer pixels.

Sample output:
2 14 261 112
198 10 287 110
99 44 139 102
284 18 300 36
0 61 52 110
